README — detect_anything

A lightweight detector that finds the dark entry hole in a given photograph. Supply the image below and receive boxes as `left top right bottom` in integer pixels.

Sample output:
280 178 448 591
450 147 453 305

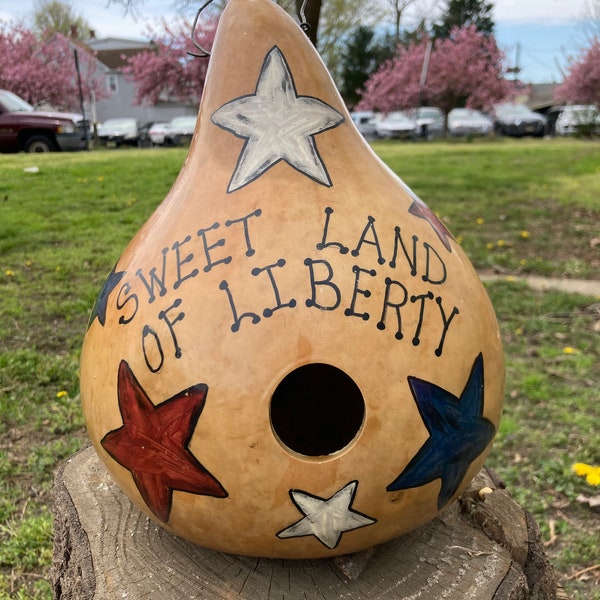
270 363 365 457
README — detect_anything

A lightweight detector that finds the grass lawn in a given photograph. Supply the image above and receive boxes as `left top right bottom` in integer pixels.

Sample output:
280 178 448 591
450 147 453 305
1 138 599 599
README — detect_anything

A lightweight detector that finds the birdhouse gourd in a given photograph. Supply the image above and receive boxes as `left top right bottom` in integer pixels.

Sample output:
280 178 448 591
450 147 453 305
80 0 504 559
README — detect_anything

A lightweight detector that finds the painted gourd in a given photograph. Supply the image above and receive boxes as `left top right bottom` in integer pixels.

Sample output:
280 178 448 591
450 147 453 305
80 0 504 559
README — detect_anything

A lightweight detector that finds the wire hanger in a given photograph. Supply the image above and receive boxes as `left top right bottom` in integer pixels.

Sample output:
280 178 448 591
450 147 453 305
299 0 311 34
188 0 215 58
188 0 312 58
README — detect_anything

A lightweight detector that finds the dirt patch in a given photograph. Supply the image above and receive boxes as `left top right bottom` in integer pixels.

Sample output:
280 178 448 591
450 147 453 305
480 273 600 297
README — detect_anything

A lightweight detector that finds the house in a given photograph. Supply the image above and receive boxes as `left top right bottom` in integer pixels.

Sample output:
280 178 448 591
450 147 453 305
83 36 198 125
523 83 559 114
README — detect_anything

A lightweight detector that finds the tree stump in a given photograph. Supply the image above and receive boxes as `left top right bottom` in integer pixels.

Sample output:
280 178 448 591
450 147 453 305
52 446 563 599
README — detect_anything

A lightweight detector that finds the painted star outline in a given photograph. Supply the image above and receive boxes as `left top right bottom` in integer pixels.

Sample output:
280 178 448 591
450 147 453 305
211 45 345 193
101 360 227 523
397 178 453 252
88 265 125 328
408 196 453 252
276 480 376 549
387 353 495 509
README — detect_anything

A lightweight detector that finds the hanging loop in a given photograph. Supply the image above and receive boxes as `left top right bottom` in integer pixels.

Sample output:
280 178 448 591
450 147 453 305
299 0 311 34
188 0 215 58
189 0 312 56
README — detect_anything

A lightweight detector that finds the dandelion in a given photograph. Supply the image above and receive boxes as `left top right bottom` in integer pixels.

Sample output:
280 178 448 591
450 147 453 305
573 463 591 476
562 346 579 354
476 217 484 225
97 176 104 182
519 259 527 266
514 327 524 336
571 463 592 477
486 242 495 250
520 231 530 239
572 463 600 486
506 275 516 282
56 390 68 399
25 260 33 267
497 239 506 247
5 270 14 276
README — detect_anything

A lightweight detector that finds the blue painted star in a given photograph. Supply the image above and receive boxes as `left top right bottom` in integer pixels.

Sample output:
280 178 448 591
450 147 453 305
211 45 344 193
88 266 125 328
387 353 495 509
276 481 376 549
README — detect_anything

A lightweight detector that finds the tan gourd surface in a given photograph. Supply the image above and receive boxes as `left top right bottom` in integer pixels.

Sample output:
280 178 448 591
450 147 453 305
80 0 504 559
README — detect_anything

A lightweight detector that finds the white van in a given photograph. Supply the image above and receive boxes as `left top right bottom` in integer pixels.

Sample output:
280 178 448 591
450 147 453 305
555 105 600 135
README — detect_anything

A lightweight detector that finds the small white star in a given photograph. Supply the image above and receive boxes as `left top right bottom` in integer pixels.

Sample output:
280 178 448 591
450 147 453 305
276 481 376 549
211 45 344 193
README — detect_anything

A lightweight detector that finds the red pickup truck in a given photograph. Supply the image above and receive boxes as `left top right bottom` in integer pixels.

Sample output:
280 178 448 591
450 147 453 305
0 90 89 153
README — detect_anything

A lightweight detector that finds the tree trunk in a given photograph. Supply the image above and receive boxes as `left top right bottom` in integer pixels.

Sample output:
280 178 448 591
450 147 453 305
52 446 565 599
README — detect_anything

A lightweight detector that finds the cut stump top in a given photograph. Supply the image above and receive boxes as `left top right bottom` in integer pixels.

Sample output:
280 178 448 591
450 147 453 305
52 446 560 599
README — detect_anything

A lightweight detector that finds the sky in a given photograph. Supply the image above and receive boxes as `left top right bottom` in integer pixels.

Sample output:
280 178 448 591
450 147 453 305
0 0 592 83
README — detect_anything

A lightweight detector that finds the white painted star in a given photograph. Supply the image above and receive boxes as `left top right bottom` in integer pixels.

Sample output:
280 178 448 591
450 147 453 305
211 45 344 193
276 481 376 549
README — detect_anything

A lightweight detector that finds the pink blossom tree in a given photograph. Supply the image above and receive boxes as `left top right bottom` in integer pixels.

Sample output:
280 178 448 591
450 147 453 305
357 25 513 128
0 23 107 110
123 18 217 106
554 38 600 106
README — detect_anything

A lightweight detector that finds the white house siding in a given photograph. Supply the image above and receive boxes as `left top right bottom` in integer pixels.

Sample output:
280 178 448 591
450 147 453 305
85 37 198 125
93 72 197 124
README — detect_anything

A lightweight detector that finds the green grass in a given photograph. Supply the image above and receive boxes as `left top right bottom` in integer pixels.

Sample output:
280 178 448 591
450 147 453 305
374 137 600 279
0 139 599 598
484 280 600 599
0 149 183 599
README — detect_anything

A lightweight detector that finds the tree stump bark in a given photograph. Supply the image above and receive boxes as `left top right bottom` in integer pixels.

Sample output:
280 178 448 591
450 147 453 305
52 446 563 599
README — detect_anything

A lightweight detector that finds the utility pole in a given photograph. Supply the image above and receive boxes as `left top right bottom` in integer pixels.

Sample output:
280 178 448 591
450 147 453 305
506 43 522 80
73 48 90 150
418 37 433 106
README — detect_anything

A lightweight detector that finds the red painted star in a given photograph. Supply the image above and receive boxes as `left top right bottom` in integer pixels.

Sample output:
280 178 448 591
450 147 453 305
101 360 227 523
408 196 453 252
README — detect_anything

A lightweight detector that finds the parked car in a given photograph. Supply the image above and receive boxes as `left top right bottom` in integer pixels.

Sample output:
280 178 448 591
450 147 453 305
147 122 171 145
447 108 493 137
493 103 547 137
375 111 417 139
97 118 139 147
350 111 377 140
164 115 197 146
554 105 600 136
413 106 444 139
0 89 88 153
137 121 159 148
